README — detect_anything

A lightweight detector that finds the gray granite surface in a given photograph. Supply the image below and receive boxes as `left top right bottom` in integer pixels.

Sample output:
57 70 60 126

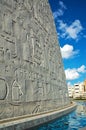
0 0 69 121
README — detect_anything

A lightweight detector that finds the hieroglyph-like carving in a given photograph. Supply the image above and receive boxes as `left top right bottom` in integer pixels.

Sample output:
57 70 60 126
12 80 23 101
0 0 69 120
0 78 7 100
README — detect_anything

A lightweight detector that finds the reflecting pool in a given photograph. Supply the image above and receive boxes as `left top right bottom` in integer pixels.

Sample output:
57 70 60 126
30 101 86 130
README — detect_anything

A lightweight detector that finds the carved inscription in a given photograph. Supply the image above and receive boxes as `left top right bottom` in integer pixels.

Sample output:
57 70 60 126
0 79 7 100
0 0 69 119
12 80 23 101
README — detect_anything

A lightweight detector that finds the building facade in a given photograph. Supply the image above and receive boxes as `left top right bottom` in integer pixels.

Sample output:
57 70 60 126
73 83 84 99
0 0 69 120
68 86 74 98
68 80 86 99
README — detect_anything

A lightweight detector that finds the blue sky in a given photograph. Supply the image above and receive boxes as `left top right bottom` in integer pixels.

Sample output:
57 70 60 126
49 0 86 86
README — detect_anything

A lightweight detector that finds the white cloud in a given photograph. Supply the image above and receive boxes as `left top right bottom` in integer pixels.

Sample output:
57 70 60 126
77 65 86 73
53 9 64 19
58 20 83 40
65 65 86 80
60 44 79 59
65 68 80 80
53 1 66 19
59 1 66 9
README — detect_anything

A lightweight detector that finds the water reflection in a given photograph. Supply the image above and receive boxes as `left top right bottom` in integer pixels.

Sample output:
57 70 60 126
33 101 86 130
67 101 86 130
76 101 86 116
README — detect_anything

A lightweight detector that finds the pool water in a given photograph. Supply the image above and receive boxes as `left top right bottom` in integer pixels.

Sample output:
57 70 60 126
33 101 86 130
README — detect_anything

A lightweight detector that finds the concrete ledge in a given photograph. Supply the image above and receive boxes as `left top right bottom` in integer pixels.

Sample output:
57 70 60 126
0 103 77 130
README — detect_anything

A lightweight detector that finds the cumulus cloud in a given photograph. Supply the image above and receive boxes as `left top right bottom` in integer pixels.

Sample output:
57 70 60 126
58 20 83 40
65 68 80 80
60 44 79 59
53 1 66 19
65 65 86 80
77 65 86 73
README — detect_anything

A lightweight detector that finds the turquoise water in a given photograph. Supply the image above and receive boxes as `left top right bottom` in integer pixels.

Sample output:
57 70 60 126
29 101 86 130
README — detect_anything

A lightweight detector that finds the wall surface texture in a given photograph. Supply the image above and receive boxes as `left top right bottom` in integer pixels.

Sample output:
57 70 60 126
0 0 69 120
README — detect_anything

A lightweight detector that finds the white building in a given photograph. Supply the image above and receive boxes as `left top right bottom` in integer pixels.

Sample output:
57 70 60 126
83 80 86 98
68 80 86 99
68 86 74 98
73 83 84 99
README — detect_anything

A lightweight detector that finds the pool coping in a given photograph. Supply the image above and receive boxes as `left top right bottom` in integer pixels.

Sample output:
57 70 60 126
0 103 77 130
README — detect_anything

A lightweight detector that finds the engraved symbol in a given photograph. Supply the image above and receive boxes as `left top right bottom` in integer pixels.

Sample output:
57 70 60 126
0 78 7 100
24 0 33 11
12 80 23 101
0 47 4 62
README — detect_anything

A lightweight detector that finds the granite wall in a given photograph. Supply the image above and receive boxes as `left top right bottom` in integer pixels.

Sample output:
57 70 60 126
0 0 69 120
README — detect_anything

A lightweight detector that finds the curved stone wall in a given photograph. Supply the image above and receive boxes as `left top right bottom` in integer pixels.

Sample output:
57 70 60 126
0 0 69 120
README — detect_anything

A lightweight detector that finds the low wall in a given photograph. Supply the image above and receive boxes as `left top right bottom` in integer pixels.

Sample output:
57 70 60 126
0 103 77 130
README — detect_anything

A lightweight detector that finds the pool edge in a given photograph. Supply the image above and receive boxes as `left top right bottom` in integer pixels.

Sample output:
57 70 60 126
0 103 77 130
